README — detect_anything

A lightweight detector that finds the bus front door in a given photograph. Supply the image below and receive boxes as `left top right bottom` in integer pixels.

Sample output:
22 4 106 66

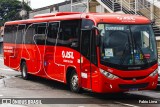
80 30 92 90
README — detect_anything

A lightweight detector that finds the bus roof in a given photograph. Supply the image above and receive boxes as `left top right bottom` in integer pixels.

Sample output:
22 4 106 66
5 12 150 25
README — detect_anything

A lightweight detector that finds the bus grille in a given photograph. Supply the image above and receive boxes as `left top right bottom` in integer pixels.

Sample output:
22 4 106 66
119 83 149 89
120 76 147 80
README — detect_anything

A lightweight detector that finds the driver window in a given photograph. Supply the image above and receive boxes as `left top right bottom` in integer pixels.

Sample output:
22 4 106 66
141 31 149 48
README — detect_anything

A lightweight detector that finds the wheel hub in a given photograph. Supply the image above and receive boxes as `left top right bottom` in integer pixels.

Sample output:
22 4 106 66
71 75 78 89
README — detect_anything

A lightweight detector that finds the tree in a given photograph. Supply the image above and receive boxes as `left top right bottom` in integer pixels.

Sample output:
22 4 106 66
0 0 32 26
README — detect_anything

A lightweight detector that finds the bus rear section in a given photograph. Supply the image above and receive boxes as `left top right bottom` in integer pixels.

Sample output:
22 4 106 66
3 12 158 93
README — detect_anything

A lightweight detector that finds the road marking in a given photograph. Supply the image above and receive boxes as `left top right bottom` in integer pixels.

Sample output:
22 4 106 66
115 101 139 107
0 94 3 96
66 94 71 96
0 68 14 71
78 106 85 107
0 104 27 107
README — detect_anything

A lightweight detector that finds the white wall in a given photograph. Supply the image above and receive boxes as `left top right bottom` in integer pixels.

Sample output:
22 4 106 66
29 8 50 18
96 5 105 13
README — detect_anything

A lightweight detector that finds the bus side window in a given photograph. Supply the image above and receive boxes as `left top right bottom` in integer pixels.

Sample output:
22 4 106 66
34 23 47 45
46 22 59 45
25 24 35 44
4 25 12 43
35 23 47 34
16 25 25 44
4 25 17 43
59 20 81 50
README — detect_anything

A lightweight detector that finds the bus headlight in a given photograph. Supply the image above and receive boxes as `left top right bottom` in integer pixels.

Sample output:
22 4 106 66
149 69 158 77
100 69 118 79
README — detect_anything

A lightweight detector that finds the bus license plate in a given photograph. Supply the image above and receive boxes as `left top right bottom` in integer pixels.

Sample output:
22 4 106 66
129 88 138 91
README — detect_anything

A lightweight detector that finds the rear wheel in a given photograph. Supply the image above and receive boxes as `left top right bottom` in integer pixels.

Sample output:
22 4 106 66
21 62 29 80
70 71 80 93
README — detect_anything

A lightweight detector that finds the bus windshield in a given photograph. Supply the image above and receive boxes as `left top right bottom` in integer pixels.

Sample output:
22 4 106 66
98 24 157 68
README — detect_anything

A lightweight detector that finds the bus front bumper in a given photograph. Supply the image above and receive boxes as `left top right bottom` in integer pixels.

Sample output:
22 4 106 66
92 73 158 93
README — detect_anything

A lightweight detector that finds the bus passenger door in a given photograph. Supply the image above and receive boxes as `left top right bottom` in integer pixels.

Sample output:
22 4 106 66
80 19 95 90
80 30 92 90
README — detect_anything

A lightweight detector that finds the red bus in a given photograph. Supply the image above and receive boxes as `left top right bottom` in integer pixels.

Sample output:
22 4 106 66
3 12 158 93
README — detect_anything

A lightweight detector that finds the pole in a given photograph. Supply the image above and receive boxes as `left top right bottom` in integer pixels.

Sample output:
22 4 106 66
22 0 24 19
87 0 89 13
112 0 114 12
71 0 73 12
150 0 154 20
121 0 122 12
135 0 137 14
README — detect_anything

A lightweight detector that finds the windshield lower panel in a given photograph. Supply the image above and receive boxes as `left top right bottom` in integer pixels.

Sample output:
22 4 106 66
98 24 157 70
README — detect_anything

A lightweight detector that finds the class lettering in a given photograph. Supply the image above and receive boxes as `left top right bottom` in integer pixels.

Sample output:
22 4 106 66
62 51 74 59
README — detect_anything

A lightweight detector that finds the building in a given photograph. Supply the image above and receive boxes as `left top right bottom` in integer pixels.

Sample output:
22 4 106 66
29 1 71 18
29 0 92 18
29 0 160 56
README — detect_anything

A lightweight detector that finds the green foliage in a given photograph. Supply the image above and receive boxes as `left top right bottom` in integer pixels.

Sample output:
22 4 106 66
0 0 32 26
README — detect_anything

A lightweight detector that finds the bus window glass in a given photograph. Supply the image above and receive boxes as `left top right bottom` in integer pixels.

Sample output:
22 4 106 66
81 19 95 61
98 24 157 69
16 25 25 44
81 19 94 30
4 25 17 43
81 30 91 59
141 31 149 48
35 23 47 34
46 22 59 45
25 24 35 44
34 23 47 45
91 30 97 65
59 20 81 50
4 25 12 43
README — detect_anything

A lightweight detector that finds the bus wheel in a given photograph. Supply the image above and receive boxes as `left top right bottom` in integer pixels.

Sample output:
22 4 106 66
21 62 29 80
70 71 80 93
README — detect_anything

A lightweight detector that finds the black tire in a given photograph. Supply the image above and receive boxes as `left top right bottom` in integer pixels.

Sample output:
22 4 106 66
21 62 29 80
69 71 80 93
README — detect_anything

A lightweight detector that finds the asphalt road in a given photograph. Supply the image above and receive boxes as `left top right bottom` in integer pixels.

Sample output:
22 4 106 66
0 56 160 107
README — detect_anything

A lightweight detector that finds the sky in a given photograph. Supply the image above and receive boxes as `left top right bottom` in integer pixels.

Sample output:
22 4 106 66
30 0 65 9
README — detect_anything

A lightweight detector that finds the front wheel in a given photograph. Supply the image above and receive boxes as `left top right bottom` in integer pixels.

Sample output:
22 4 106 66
70 71 80 93
21 62 29 80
